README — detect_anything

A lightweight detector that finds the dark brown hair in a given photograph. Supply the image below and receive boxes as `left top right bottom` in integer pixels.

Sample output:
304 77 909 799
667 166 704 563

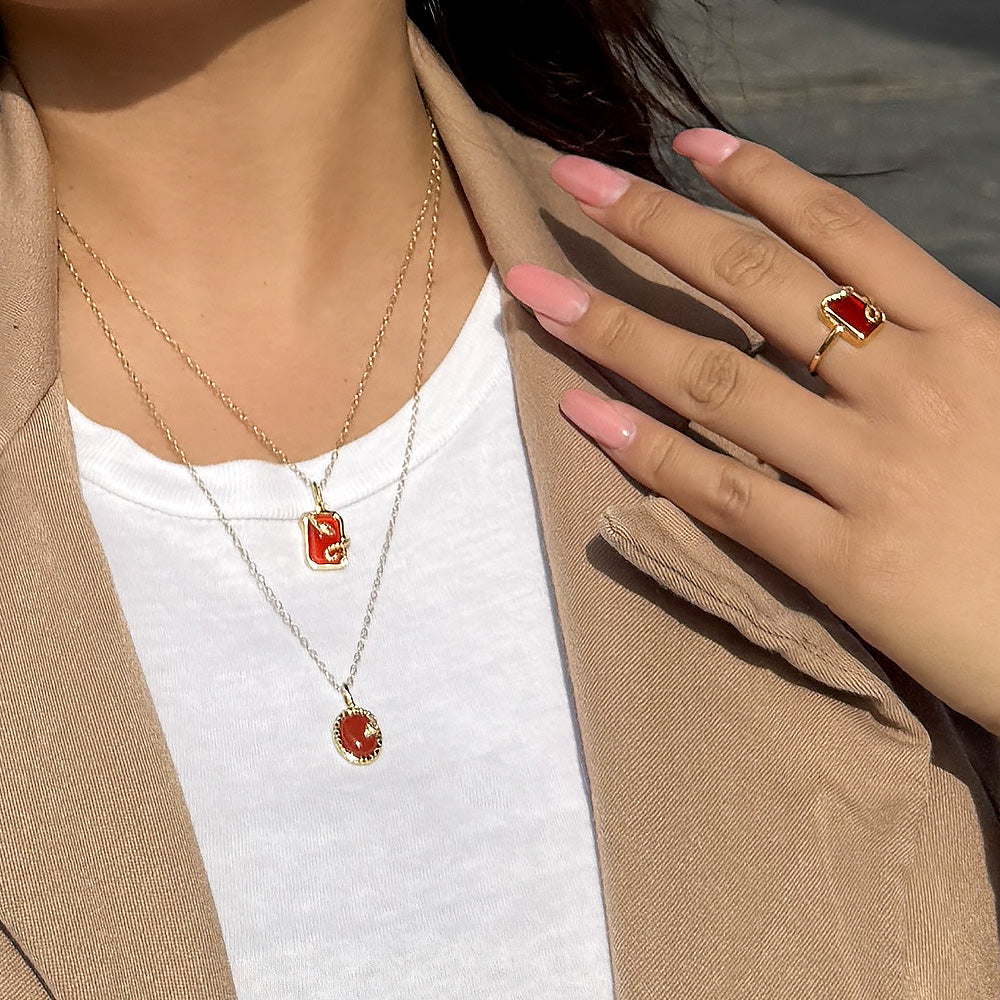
0 1 723 190
408 0 726 188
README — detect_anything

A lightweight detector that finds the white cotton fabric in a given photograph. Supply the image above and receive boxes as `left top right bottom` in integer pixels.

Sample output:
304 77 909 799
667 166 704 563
68 265 616 1000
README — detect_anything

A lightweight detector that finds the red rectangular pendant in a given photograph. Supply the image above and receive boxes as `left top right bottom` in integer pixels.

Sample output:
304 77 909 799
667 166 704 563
300 510 350 570
821 288 884 343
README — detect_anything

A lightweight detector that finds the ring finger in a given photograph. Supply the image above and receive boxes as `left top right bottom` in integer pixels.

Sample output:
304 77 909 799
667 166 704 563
549 156 904 391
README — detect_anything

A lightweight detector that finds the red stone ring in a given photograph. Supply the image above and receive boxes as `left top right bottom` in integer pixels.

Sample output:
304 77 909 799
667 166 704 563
808 286 887 376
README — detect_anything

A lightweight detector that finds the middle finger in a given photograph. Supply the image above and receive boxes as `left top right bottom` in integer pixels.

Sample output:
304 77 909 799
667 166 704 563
503 263 864 507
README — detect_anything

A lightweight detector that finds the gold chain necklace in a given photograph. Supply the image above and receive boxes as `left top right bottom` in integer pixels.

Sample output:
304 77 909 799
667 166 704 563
57 105 440 573
57 118 442 765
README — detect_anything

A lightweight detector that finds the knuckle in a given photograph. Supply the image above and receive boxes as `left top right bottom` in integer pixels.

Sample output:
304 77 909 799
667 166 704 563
621 189 670 240
873 454 926 506
680 342 746 414
952 315 1000 356
899 372 963 438
817 462 920 604
865 535 910 586
646 433 683 485
592 307 636 357
706 463 754 522
817 520 854 578
712 229 787 290
797 192 871 240
835 527 913 603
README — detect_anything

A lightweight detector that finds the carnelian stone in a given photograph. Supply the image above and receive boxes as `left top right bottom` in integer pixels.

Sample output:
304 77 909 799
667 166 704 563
827 291 880 337
339 712 379 759
306 511 346 567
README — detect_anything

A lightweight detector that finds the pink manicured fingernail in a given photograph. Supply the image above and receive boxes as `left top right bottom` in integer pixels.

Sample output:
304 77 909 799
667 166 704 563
560 390 636 451
503 264 591 325
550 155 632 207
673 128 741 165
534 313 572 342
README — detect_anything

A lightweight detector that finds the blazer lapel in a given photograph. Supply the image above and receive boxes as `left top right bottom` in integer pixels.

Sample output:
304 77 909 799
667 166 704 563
0 73 237 1000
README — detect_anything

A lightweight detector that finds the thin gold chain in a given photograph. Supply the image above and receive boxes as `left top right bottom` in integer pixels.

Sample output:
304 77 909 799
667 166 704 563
56 105 440 502
57 120 442 703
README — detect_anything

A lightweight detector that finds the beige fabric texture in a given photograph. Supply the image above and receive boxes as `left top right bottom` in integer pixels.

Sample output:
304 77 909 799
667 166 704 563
0 19 997 1000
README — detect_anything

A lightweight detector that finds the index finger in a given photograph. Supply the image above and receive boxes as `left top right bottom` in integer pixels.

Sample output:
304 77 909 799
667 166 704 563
551 137 967 333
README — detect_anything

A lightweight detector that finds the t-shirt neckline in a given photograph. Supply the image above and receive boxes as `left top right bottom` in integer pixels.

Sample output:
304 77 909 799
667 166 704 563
68 264 503 521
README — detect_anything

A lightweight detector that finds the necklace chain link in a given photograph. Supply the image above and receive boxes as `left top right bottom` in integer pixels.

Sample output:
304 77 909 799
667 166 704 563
57 110 442 703
56 105 439 502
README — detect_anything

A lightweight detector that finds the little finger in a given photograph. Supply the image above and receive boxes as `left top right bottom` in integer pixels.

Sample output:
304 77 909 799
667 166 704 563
559 388 842 595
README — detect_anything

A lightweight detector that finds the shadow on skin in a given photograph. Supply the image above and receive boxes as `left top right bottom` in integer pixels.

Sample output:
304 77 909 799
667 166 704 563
0 0 313 110
539 207 757 431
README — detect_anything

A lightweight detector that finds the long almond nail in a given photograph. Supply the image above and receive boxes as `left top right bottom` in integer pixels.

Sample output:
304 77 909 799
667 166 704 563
672 128 741 165
550 156 632 207
559 390 636 450
504 264 591 324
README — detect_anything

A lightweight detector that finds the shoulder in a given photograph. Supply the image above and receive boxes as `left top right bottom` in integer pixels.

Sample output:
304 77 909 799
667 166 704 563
0 64 60 451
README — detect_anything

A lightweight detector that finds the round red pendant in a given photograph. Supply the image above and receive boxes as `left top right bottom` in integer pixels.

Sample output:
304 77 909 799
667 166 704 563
333 707 382 764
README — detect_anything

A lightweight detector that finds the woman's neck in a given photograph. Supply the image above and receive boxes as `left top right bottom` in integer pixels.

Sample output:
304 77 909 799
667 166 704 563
2 0 432 300
0 0 493 464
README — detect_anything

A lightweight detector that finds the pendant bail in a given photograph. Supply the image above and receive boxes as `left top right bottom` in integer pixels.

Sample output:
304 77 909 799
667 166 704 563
310 481 325 511
342 685 356 711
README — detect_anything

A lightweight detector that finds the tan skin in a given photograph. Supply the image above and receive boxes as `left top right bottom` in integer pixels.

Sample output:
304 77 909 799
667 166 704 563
2 0 492 464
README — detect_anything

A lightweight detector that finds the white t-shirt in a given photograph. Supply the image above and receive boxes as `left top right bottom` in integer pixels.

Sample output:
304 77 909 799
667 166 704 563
68 265 616 1000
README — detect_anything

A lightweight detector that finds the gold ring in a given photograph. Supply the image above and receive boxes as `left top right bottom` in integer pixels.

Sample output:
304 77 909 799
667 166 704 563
809 286 886 377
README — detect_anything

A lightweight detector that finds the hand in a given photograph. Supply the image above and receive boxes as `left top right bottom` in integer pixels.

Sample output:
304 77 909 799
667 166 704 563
503 129 1000 735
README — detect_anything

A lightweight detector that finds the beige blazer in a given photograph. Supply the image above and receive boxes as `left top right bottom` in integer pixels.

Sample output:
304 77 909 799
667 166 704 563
1 21 997 1000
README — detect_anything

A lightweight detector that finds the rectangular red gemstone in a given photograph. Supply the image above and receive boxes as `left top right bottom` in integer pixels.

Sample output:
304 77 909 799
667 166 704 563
824 290 881 339
303 510 347 569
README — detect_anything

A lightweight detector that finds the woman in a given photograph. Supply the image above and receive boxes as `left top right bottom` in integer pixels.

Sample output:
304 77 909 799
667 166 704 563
0 0 996 998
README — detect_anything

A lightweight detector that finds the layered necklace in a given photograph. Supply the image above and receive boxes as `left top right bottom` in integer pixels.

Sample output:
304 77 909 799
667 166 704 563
57 105 442 765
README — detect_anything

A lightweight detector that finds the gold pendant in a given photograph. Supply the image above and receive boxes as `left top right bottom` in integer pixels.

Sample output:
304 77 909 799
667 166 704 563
300 482 350 571
333 690 382 765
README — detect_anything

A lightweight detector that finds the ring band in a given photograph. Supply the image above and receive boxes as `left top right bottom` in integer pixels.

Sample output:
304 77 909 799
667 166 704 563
808 325 844 375
809 286 886 376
